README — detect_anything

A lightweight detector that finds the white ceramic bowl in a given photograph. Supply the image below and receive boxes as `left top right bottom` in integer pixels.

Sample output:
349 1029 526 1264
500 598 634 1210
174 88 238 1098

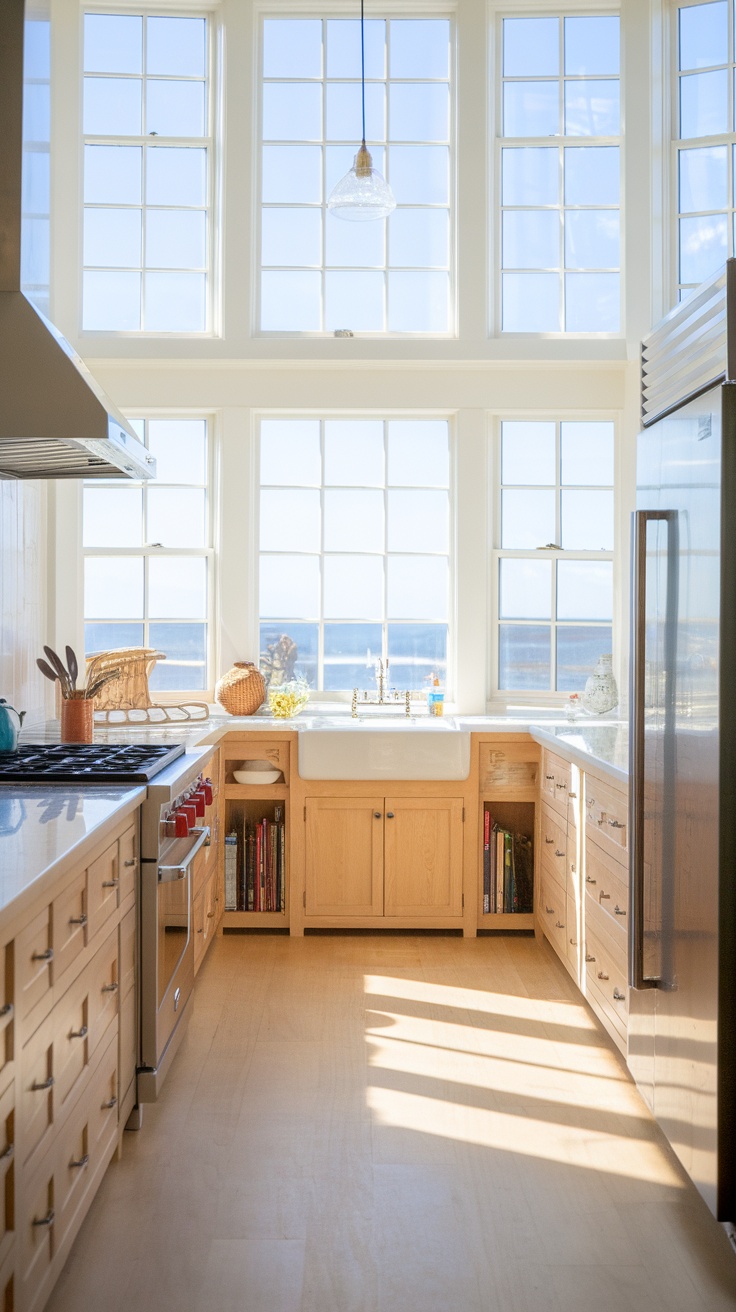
232 767 282 785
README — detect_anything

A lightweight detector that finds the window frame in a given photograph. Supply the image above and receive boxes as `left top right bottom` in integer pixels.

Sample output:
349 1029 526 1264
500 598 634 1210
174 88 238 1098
82 412 218 702
254 9 457 339
79 5 217 338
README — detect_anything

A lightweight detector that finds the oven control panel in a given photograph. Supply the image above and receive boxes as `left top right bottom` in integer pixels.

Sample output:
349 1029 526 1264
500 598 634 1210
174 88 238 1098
159 773 214 843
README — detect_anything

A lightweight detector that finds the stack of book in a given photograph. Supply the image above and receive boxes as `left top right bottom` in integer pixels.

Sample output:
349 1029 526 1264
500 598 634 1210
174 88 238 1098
224 807 286 912
482 810 533 914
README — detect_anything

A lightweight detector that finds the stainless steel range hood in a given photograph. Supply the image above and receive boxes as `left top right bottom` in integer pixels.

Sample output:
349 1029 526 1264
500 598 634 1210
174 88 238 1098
0 0 155 480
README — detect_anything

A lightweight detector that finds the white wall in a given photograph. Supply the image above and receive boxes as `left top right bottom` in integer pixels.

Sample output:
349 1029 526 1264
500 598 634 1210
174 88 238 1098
0 482 50 727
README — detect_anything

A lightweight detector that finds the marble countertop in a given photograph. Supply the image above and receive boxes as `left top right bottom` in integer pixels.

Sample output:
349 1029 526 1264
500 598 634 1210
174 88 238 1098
531 723 628 785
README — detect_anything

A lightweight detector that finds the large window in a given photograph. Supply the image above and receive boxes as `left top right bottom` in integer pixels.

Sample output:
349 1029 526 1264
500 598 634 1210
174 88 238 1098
83 418 212 693
259 18 452 334
258 419 451 691
494 420 614 693
675 0 734 298
81 11 211 332
498 13 621 333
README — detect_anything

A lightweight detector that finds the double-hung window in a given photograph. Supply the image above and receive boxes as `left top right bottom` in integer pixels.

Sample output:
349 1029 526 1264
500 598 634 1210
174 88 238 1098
259 17 452 334
258 418 451 692
675 1 733 299
83 418 212 695
82 11 211 332
498 13 621 333
494 419 614 695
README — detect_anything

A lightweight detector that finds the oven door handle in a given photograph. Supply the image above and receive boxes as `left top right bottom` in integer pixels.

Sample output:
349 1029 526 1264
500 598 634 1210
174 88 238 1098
158 826 210 882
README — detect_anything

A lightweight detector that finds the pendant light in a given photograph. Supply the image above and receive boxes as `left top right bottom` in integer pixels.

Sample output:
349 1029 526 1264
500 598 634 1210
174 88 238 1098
327 0 396 221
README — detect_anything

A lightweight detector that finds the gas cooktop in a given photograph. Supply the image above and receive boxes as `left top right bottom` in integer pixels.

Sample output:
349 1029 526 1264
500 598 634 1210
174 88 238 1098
0 743 185 784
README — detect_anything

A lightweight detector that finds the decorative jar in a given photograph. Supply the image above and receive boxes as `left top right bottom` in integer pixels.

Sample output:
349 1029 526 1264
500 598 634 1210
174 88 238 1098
61 697 94 744
582 654 618 715
215 662 266 716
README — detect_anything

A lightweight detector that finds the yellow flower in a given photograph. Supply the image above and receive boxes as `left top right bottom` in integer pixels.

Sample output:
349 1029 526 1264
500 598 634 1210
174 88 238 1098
268 682 309 719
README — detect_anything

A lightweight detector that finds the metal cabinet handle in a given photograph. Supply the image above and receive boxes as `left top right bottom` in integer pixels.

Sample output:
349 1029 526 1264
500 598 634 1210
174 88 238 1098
587 797 595 807
608 819 625 829
0 1004 12 1019
544 837 553 844
70 1025 88 1040
585 953 596 962
555 920 565 929
102 1096 117 1110
0 1143 13 1162
374 812 381 819
70 1154 89 1170
101 982 119 993
585 875 596 885
33 1210 55 1228
613 988 626 1001
102 879 119 888
386 812 395 819
545 774 554 780
614 905 626 917
597 970 609 981
555 783 567 790
32 948 53 962
545 905 554 914
197 928 203 935
69 914 87 926
32 1076 54 1091
554 849 564 858
123 859 136 867
569 937 577 946
599 891 611 901
568 792 577 799
571 863 576 873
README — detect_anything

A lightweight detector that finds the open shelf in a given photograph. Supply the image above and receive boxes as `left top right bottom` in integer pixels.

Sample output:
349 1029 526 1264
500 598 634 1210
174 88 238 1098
224 796 288 921
225 784 288 801
480 797 535 928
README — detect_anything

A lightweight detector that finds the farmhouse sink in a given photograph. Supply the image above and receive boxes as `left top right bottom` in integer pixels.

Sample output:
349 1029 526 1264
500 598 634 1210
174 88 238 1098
297 719 471 780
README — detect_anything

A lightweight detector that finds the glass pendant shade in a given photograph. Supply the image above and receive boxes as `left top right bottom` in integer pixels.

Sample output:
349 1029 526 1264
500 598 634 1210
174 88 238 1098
327 144 396 222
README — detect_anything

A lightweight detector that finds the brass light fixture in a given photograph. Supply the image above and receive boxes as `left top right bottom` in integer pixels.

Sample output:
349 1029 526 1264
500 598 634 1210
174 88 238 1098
327 0 396 221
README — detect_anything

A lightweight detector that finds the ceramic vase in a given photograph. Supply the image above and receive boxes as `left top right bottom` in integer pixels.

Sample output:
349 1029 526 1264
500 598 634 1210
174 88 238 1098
61 698 94 743
582 654 618 715
215 662 266 716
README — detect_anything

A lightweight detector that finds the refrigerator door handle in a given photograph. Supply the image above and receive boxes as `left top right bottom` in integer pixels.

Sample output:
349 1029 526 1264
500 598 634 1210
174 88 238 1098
629 508 679 991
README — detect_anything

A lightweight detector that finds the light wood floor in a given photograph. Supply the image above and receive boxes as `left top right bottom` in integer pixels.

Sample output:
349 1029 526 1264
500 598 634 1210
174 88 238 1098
47 933 736 1312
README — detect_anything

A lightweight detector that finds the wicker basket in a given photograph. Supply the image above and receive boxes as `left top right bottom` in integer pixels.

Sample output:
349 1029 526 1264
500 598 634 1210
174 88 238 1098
85 647 209 723
215 662 266 716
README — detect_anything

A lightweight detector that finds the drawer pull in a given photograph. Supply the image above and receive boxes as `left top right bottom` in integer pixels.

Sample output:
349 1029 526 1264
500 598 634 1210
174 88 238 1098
386 812 395 819
585 953 596 962
554 849 564 858
587 797 595 806
33 1210 55 1228
0 1004 12 1019
0 1143 13 1162
545 774 554 780
608 819 625 829
123 859 136 867
568 792 577 799
374 812 381 819
571 863 576 873
70 1154 89 1170
545 905 554 914
569 937 577 946
555 783 566 790
69 913 87 926
544 837 553 844
585 875 596 885
197 928 203 934
102 879 119 889
31 948 53 962
613 988 626 1002
597 970 609 981
101 982 119 994
70 1025 88 1040
599 891 611 901
614 905 626 917
102 1096 118 1110
555 921 565 929
207 911 215 919
32 1076 55 1092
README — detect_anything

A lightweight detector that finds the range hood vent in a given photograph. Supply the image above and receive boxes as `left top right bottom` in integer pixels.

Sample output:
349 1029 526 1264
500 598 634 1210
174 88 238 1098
0 0 155 481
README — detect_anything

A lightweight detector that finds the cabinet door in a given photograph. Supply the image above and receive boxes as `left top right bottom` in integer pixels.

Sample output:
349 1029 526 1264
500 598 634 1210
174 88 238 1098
305 798 384 917
384 798 463 918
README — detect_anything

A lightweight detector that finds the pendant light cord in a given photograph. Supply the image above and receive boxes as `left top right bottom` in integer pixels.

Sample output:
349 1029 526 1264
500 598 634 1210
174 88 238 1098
360 0 366 145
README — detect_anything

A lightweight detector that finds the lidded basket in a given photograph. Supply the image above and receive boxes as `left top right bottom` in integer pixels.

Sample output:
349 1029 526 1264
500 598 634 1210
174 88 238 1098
215 662 266 716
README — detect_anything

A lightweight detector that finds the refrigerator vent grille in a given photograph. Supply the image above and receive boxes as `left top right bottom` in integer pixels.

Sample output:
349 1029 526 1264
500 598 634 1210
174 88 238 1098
641 262 736 426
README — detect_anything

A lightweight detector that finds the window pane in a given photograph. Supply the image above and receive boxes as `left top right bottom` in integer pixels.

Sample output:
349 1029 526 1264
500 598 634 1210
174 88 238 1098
679 214 728 283
261 421 321 485
557 626 612 692
259 622 319 687
147 488 206 547
262 146 322 203
23 152 50 213
389 84 449 142
499 625 550 690
324 490 384 551
388 146 449 205
149 621 206 662
504 82 559 137
561 422 614 485
149 557 207 619
388 556 448 620
326 214 385 268
503 273 560 332
502 421 556 486
146 210 206 270
564 81 620 136
264 19 323 78
557 560 612 620
565 210 619 269
680 69 729 137
503 211 559 270
146 80 205 137
85 557 143 619
85 621 144 654
387 623 447 690
324 623 382 661
264 83 323 141
85 145 141 205
499 559 551 620
84 14 142 74
324 556 384 619
147 419 206 483
564 147 619 205
388 421 449 486
564 17 620 77
327 20 385 79
561 490 614 550
83 271 140 330
679 145 728 211
504 18 559 77
325 421 385 485
84 77 142 135
679 1 728 71
264 209 323 267
502 490 556 549
390 20 450 79
145 272 205 332
149 662 205 692
84 208 141 269
388 490 449 552
147 18 205 78
260 490 321 552
260 555 320 619
325 272 384 332
565 272 619 332
261 271 321 331
388 271 449 332
502 148 559 207
389 209 448 268
146 148 206 207
326 83 385 142
83 488 142 547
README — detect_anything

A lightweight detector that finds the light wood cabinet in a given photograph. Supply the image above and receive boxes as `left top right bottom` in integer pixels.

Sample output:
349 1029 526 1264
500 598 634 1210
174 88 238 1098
306 797 384 917
384 797 463 918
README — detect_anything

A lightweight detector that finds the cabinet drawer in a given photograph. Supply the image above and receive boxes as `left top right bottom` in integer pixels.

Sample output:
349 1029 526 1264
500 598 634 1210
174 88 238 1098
541 750 572 815
17 1161 54 1307
586 777 628 862
539 870 567 963
119 984 136 1108
52 870 88 987
585 924 628 1034
585 845 628 946
118 823 138 906
479 743 538 791
53 978 90 1121
540 805 567 885
54 1107 92 1257
16 907 53 1027
87 929 119 1056
0 1249 12 1312
0 1081 14 1271
88 1035 119 1166
119 907 136 1001
191 842 209 902
87 841 119 941
192 887 206 974
18 1012 54 1169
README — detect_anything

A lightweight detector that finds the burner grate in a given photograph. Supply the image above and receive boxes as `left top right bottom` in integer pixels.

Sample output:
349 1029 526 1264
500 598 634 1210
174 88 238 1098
0 743 185 783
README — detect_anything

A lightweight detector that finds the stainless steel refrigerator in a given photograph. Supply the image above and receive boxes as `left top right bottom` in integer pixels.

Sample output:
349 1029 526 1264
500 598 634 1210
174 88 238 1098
629 262 736 1222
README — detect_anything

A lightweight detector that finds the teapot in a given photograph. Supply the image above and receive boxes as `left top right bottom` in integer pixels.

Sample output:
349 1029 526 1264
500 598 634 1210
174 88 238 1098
0 699 26 753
